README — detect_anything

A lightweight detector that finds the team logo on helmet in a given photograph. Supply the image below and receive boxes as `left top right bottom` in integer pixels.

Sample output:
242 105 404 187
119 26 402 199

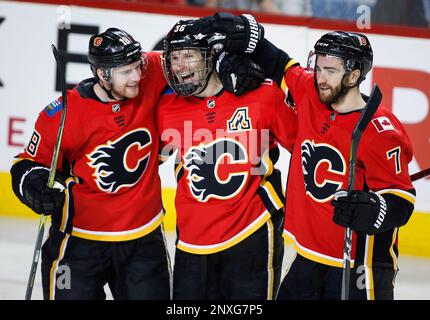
183 138 249 202
87 128 152 193
357 35 368 46
93 37 103 47
301 140 345 202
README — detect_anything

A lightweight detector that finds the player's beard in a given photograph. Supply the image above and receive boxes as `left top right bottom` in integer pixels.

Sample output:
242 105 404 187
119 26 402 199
112 82 140 99
317 83 341 104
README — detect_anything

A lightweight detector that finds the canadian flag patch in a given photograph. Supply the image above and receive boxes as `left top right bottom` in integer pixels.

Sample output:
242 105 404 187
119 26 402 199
372 116 396 133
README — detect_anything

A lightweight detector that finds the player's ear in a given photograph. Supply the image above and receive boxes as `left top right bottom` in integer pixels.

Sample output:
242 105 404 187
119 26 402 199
96 68 105 80
349 69 361 87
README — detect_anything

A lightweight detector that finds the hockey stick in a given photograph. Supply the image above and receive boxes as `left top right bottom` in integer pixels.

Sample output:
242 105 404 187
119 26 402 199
411 167 430 182
341 84 382 301
25 44 68 300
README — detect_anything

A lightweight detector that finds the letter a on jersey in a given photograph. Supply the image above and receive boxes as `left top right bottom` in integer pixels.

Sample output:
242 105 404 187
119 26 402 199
87 128 152 193
227 107 252 132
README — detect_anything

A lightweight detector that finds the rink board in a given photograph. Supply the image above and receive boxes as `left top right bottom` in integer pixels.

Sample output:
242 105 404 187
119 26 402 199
1 172 429 257
0 1 429 257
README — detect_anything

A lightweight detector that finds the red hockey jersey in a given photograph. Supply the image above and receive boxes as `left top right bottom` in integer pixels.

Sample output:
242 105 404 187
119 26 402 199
17 52 166 241
156 80 297 254
281 65 416 268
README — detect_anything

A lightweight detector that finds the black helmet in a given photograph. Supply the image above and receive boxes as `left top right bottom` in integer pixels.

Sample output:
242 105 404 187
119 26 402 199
314 31 373 83
88 28 142 70
162 20 221 96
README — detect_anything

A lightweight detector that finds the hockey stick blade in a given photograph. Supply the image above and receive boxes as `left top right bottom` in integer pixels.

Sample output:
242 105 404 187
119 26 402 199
342 84 382 301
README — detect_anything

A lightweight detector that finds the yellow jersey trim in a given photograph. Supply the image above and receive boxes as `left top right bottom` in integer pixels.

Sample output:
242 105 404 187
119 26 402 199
259 150 283 210
71 209 164 241
280 59 298 93
377 189 415 205
266 219 275 300
389 228 399 270
177 210 271 254
49 233 70 300
159 153 170 163
283 230 354 268
13 157 30 165
364 235 375 300
59 177 78 233
261 180 284 210
175 162 183 180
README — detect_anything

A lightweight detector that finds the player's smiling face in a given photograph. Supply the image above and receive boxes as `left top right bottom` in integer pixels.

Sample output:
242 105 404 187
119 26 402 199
315 55 345 104
110 60 142 99
170 48 206 86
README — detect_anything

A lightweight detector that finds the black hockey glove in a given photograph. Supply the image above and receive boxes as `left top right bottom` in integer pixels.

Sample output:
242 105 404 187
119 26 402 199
190 12 264 55
331 190 388 235
20 168 66 215
218 53 266 96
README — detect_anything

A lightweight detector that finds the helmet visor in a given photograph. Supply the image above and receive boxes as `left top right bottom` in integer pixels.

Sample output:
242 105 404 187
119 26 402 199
307 50 347 75
109 55 147 83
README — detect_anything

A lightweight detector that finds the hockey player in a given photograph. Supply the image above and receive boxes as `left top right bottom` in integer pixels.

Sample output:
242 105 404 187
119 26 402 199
10 28 171 299
264 32 415 300
190 14 416 299
156 19 297 299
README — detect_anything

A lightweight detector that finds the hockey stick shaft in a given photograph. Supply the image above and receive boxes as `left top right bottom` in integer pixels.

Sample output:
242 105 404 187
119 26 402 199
25 44 68 300
341 84 382 300
411 167 430 182
25 215 48 300
338 167 425 301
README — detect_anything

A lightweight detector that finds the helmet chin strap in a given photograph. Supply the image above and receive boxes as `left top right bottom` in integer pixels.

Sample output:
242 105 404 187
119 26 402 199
96 68 126 101
194 69 214 96
99 81 124 101
193 56 216 96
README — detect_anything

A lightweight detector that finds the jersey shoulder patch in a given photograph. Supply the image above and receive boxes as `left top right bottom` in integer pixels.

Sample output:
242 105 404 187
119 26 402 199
371 116 397 133
44 98 63 117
